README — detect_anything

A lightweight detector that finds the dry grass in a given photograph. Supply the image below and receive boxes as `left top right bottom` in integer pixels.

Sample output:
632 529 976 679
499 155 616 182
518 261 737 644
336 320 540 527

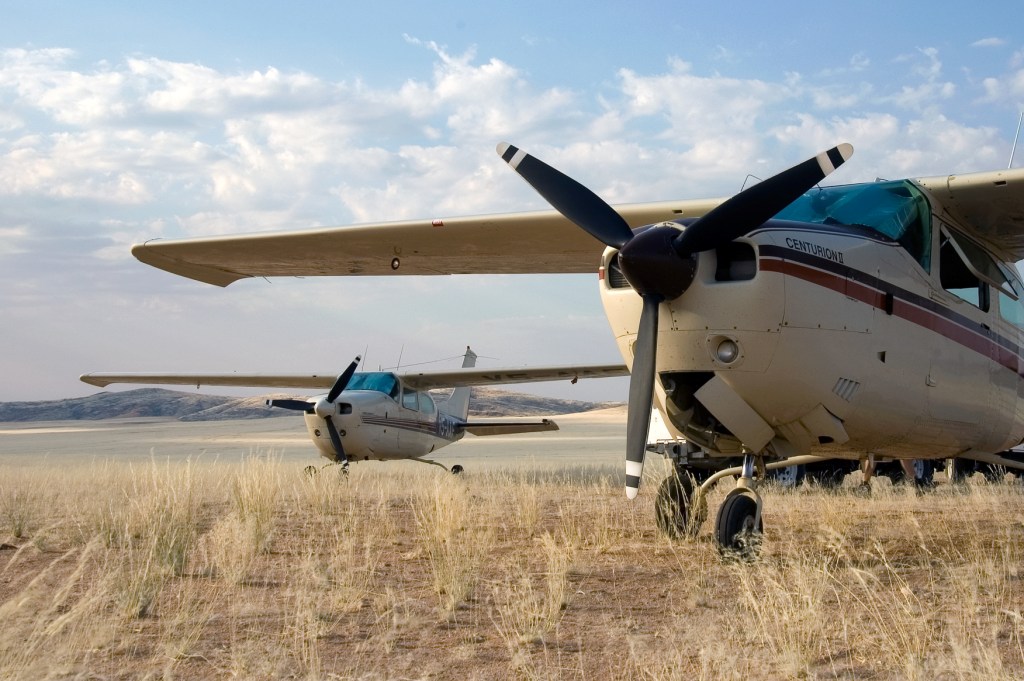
0 455 1022 679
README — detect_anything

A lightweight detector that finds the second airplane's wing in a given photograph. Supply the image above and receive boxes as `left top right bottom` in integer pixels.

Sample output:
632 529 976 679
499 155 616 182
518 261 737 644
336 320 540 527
397 363 628 390
80 373 339 389
80 363 629 391
131 199 723 286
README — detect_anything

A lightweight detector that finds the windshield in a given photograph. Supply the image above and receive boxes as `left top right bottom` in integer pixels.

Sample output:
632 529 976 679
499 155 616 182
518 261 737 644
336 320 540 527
776 180 932 271
346 372 400 400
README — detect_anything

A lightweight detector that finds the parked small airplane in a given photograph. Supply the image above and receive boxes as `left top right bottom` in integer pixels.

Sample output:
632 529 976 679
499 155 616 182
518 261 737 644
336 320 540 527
81 347 628 472
124 142 1024 557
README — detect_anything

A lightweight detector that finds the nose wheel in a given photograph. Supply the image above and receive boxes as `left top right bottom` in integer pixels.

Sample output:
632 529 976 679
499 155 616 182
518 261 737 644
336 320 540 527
715 490 763 560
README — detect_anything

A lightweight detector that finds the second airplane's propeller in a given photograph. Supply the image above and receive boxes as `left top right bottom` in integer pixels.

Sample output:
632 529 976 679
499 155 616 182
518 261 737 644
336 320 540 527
267 355 361 467
497 142 853 499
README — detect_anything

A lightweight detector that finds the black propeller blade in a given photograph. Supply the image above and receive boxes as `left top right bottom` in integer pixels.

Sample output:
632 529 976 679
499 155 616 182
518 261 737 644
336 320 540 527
327 357 360 403
497 142 853 498
672 144 854 255
266 398 314 413
323 415 347 466
496 143 634 249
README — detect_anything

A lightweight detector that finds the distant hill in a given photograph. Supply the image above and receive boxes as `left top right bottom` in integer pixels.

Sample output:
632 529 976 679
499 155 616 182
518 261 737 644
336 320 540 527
0 387 621 422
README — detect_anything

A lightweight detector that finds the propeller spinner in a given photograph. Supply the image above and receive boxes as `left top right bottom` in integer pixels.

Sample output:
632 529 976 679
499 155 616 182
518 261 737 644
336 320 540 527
267 355 362 467
497 142 853 498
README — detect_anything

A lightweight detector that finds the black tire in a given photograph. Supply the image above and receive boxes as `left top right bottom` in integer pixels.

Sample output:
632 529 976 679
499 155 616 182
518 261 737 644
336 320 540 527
715 493 762 560
655 472 706 539
804 464 848 490
450 464 464 475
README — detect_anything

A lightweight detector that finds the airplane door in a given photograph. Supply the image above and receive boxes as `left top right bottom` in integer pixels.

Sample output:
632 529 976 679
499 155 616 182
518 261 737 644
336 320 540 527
926 228 996 437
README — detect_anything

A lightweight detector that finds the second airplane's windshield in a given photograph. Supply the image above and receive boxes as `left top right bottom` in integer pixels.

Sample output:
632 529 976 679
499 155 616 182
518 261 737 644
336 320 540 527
347 372 400 400
776 180 932 271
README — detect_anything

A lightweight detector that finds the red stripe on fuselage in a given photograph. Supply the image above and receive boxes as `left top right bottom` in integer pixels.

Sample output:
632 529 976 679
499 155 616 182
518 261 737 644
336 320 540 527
760 257 1023 376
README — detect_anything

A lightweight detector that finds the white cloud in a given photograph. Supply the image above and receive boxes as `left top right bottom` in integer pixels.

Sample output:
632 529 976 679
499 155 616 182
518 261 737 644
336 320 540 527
2 42 1022 401
972 37 1006 48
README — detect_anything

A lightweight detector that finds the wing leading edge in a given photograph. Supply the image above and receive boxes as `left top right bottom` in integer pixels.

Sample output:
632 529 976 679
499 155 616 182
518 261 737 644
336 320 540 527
131 200 723 286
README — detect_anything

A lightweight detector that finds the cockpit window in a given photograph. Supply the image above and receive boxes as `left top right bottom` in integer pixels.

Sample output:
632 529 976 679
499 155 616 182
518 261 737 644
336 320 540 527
402 388 419 410
776 180 932 272
347 372 400 400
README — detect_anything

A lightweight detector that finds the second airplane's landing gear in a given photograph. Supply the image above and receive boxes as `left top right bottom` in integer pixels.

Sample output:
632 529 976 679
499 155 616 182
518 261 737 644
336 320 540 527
715 454 763 560
414 458 464 475
305 461 350 477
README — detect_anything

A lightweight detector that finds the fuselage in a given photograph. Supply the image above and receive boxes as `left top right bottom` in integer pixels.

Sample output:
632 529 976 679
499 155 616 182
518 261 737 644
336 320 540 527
600 178 1024 461
300 372 465 462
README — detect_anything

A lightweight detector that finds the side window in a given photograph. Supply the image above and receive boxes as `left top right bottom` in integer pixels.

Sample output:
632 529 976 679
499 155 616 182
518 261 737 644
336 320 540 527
402 388 419 411
999 291 1024 328
939 231 989 310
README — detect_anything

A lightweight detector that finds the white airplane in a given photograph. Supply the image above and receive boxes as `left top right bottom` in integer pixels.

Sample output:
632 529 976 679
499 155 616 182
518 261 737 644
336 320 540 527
81 347 628 473
121 143 1024 557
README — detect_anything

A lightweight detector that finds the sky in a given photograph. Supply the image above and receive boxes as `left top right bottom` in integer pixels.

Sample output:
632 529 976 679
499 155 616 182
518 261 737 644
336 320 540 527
3 1 1024 402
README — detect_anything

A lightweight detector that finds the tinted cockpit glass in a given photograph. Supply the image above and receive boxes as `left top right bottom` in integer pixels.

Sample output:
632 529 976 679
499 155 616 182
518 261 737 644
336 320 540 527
776 180 932 271
346 372 400 399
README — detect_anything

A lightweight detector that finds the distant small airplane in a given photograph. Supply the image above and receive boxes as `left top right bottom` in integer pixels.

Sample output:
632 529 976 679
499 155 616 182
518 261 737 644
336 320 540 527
81 347 627 473
121 141 1024 559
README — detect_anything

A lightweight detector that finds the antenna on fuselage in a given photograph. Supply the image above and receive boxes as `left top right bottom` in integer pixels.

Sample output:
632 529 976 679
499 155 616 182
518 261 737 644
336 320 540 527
1009 111 1023 169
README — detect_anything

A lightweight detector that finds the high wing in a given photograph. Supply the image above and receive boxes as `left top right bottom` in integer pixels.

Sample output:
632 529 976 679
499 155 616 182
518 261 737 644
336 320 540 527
80 363 629 390
131 200 723 286
916 167 1024 260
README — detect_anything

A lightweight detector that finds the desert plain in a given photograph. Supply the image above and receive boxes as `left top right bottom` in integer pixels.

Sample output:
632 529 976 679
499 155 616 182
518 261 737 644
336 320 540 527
1 408 1023 680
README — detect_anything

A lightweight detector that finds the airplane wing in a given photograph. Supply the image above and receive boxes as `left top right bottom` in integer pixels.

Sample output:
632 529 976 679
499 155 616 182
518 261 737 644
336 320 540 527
80 363 629 390
916 168 1024 259
131 199 723 286
460 419 560 436
79 373 341 389
397 363 628 390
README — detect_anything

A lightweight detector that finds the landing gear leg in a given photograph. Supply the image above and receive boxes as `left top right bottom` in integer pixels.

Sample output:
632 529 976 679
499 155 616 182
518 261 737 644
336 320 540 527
714 453 763 560
413 458 460 474
317 460 350 477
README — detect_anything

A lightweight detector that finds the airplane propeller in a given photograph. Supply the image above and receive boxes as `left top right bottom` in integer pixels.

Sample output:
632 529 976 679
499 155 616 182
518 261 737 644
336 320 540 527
267 355 362 467
497 142 853 498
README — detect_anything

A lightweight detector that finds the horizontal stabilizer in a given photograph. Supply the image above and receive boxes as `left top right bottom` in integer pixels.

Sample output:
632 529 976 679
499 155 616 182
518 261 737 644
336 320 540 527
461 419 559 436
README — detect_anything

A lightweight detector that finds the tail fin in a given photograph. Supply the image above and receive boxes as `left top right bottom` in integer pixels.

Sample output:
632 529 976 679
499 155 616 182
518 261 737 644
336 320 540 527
442 346 477 420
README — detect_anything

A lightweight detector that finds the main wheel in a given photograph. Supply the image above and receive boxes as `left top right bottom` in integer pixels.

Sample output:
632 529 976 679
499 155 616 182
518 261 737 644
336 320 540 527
803 463 849 490
945 458 973 485
654 471 706 538
767 464 805 489
715 493 762 560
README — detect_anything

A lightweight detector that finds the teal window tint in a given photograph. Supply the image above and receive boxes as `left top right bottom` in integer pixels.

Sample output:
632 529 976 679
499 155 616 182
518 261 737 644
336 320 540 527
999 291 1024 328
776 180 932 271
347 372 400 400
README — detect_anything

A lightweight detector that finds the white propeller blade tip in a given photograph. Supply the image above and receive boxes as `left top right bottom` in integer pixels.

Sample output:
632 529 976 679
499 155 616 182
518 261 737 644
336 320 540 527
625 486 639 500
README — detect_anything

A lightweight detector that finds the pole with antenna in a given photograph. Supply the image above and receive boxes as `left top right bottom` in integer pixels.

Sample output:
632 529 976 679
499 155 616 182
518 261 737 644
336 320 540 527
1009 111 1023 169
